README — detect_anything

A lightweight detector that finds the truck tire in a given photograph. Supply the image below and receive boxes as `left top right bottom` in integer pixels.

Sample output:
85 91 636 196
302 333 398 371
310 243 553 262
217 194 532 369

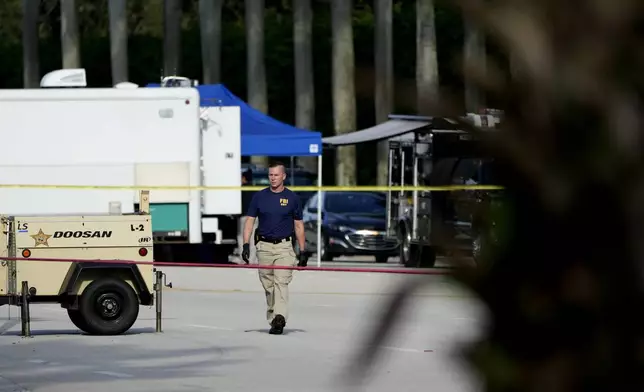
398 225 411 266
418 245 437 268
78 277 140 335
404 243 437 268
67 309 91 334
375 255 389 263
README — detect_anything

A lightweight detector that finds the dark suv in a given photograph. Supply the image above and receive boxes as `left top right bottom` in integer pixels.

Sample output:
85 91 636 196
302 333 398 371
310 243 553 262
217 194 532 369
301 191 398 263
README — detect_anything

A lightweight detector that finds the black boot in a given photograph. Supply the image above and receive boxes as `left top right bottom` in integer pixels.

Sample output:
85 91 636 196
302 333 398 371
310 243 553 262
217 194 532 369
269 314 286 335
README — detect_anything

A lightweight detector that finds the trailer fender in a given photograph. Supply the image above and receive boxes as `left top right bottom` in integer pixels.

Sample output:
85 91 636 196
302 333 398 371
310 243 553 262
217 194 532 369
59 262 153 308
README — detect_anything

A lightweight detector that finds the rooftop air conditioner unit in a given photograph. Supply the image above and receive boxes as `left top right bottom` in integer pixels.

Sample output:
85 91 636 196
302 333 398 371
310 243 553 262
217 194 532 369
160 75 199 88
114 82 139 89
40 68 87 88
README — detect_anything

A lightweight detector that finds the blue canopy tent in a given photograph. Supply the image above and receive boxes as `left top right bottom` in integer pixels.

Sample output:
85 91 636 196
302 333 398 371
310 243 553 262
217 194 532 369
146 82 324 266
147 83 322 157
197 84 322 157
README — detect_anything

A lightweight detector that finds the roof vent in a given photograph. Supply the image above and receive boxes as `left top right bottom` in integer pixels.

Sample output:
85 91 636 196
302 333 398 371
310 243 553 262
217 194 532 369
114 81 139 89
160 75 199 87
40 68 87 88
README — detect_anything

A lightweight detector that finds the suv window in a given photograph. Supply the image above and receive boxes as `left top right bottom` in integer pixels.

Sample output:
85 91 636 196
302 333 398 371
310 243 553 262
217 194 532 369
325 193 386 215
251 172 317 186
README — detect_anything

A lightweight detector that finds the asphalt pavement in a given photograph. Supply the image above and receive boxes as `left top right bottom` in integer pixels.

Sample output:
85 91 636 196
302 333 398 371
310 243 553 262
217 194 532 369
0 267 484 392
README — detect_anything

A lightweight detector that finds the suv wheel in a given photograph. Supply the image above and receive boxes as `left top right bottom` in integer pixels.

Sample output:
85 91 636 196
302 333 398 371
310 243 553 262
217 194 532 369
320 236 334 261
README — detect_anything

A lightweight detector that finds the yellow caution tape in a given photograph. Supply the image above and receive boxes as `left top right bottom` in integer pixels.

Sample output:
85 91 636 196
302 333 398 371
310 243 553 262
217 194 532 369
0 184 504 191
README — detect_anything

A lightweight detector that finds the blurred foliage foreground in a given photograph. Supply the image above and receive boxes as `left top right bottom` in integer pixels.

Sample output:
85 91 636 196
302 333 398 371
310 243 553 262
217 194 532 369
343 0 644 391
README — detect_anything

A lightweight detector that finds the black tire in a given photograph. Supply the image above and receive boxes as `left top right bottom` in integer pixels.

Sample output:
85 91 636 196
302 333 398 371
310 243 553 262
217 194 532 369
404 243 437 268
67 309 91 333
78 277 140 336
472 233 482 266
399 226 411 266
320 235 334 261
418 245 437 268
375 255 389 263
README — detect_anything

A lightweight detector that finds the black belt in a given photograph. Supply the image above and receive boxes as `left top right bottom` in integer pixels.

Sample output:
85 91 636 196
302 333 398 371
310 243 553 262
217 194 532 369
256 235 292 244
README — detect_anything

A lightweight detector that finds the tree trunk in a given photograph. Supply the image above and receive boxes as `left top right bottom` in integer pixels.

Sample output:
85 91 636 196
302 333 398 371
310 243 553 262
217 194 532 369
245 0 269 167
331 0 357 186
22 0 40 88
108 0 128 84
463 21 485 112
199 0 223 84
293 0 317 174
416 0 439 115
374 0 393 186
60 0 80 69
163 0 182 76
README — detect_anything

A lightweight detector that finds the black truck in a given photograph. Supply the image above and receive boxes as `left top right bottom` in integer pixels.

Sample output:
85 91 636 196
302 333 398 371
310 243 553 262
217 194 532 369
385 112 504 268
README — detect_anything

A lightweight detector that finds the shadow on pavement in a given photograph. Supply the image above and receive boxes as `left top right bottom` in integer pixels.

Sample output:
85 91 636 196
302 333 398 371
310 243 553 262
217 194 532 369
0 335 254 390
2 326 156 336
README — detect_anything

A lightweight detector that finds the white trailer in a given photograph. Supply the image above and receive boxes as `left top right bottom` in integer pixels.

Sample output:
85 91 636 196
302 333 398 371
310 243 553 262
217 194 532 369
0 68 242 262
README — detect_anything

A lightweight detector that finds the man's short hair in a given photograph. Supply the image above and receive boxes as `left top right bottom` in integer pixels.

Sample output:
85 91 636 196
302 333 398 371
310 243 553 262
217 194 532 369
268 161 286 172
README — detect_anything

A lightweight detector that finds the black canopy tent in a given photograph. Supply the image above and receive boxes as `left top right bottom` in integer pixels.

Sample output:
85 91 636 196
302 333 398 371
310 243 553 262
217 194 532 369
321 113 502 267
321 113 499 147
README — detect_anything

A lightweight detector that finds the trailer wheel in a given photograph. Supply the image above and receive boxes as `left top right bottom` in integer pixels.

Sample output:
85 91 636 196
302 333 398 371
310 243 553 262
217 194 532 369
404 243 437 268
67 309 91 334
78 277 140 336
399 227 411 266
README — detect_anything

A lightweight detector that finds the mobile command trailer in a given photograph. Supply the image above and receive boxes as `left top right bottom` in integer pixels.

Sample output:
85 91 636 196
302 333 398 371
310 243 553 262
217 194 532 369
386 112 504 268
0 68 242 263
0 190 157 335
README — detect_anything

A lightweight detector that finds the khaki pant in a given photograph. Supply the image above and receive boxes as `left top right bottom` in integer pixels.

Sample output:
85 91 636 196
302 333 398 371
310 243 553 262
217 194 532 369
256 239 297 325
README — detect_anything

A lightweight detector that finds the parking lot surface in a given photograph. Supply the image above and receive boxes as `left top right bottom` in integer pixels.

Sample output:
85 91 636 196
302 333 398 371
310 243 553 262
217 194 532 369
0 267 485 392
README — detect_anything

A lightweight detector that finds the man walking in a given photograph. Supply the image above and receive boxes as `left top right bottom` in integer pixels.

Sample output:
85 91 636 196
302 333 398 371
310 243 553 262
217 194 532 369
241 161 307 334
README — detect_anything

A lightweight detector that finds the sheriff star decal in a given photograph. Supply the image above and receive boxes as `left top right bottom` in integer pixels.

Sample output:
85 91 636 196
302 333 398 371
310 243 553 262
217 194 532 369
30 229 52 247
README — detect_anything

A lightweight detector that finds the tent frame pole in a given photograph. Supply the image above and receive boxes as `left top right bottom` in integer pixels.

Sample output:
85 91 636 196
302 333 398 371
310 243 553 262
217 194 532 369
316 154 322 268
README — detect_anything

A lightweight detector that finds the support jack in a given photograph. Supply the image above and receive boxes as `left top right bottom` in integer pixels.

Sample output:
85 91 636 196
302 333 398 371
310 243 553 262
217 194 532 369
19 281 31 338
153 269 172 333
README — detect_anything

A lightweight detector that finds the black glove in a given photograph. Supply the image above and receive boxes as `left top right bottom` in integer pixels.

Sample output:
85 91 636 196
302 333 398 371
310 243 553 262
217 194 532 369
241 243 250 264
297 252 308 267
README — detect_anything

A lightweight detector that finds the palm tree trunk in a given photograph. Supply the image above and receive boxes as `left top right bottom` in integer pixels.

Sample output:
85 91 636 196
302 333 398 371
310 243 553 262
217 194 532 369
416 0 439 115
199 0 223 84
245 0 269 167
331 0 357 186
22 0 40 88
163 0 182 76
464 22 485 112
60 0 80 69
293 0 317 173
374 0 393 186
108 0 128 84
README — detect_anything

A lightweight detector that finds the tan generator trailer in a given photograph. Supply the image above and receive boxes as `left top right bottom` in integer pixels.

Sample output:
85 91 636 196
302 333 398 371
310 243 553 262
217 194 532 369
0 190 171 336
